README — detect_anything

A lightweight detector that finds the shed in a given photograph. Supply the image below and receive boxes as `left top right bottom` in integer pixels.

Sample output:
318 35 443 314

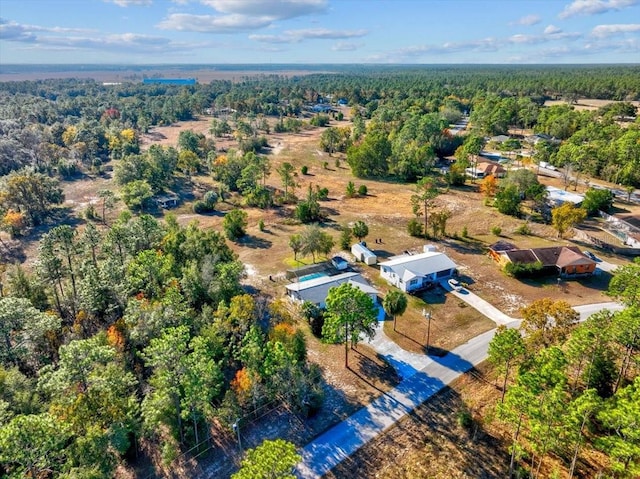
331 256 349 271
351 242 377 265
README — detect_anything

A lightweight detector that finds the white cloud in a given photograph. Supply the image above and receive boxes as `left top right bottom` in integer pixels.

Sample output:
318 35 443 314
591 23 640 37
544 25 563 35
558 0 638 19
0 19 206 55
0 18 94 42
509 34 541 44
513 14 542 26
157 13 273 32
158 0 328 34
250 28 367 43
331 41 360 52
200 0 327 19
103 0 152 6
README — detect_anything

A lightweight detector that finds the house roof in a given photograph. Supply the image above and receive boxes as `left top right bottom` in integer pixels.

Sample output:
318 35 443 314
504 249 538 264
556 247 596 268
285 272 378 304
477 162 506 175
331 256 348 265
352 242 376 259
489 241 518 252
546 186 584 206
502 245 595 269
379 251 457 278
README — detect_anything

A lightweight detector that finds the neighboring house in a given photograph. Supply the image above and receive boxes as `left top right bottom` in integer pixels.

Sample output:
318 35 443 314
155 194 179 209
465 161 506 179
524 133 560 145
546 186 584 207
490 135 510 144
379 251 457 293
285 272 379 308
488 242 596 277
351 242 377 265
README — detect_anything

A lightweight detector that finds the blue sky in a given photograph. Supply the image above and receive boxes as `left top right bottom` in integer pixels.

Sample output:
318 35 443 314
1 0 639 64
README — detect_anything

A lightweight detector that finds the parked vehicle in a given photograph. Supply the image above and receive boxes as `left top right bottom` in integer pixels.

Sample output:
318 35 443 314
448 278 462 291
583 250 599 262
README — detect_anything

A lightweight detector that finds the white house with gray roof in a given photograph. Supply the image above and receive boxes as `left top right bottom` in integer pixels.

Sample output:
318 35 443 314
285 272 379 308
379 251 457 293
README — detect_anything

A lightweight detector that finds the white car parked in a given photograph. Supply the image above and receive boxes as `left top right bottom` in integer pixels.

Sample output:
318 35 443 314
448 278 462 291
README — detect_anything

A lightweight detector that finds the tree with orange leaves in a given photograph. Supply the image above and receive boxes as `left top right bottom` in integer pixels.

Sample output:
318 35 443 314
480 174 499 198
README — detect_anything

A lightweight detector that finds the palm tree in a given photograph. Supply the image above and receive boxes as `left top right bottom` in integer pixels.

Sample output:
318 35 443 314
383 290 408 332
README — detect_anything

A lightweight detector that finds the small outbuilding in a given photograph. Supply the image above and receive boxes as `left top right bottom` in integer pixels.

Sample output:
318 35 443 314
351 242 377 265
331 256 349 271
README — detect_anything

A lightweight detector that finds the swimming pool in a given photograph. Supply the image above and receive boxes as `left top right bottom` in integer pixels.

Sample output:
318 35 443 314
299 272 329 282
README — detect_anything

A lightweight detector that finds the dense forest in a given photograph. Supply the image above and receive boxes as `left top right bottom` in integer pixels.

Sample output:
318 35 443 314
0 65 639 478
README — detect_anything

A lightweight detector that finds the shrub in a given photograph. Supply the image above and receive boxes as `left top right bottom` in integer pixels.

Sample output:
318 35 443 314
504 261 543 278
223 209 248 240
203 190 218 209
515 223 531 235
317 187 329 200
258 219 265 231
407 218 423 237
192 200 208 214
57 160 80 179
301 165 308 175
323 161 329 169
84 204 98 221
358 184 368 196
335 158 340 168
461 225 469 238
340 226 352 250
346 181 356 198
457 410 473 430
491 226 502 236
301 301 324 337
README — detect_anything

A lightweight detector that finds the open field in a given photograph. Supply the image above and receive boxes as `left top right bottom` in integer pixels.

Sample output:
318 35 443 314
544 98 640 111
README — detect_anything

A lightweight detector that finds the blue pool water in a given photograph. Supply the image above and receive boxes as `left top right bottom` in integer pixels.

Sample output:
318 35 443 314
299 272 328 282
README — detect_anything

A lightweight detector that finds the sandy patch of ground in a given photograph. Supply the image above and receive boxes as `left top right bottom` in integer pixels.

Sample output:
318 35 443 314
544 98 640 112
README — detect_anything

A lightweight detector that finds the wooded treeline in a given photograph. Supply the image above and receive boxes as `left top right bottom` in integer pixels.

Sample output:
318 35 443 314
0 214 322 477
488 260 640 478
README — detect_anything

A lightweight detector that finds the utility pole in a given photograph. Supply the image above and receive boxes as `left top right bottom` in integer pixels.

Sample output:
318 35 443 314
232 419 242 451
423 308 433 355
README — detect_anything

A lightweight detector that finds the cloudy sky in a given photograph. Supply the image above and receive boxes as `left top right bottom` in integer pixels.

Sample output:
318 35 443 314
1 0 639 64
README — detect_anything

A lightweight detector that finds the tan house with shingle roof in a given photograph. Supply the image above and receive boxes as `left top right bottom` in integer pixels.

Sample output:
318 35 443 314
488 243 596 278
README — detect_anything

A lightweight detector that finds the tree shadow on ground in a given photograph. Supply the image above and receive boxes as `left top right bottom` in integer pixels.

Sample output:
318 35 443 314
237 235 272 249
348 346 402 391
442 237 487 255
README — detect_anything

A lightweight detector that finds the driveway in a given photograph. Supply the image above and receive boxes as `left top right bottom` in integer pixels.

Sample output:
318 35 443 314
440 280 517 327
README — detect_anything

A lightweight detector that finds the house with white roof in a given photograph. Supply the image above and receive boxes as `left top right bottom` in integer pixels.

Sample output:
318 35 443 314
351 242 377 265
546 186 584 207
378 251 457 293
285 272 379 308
